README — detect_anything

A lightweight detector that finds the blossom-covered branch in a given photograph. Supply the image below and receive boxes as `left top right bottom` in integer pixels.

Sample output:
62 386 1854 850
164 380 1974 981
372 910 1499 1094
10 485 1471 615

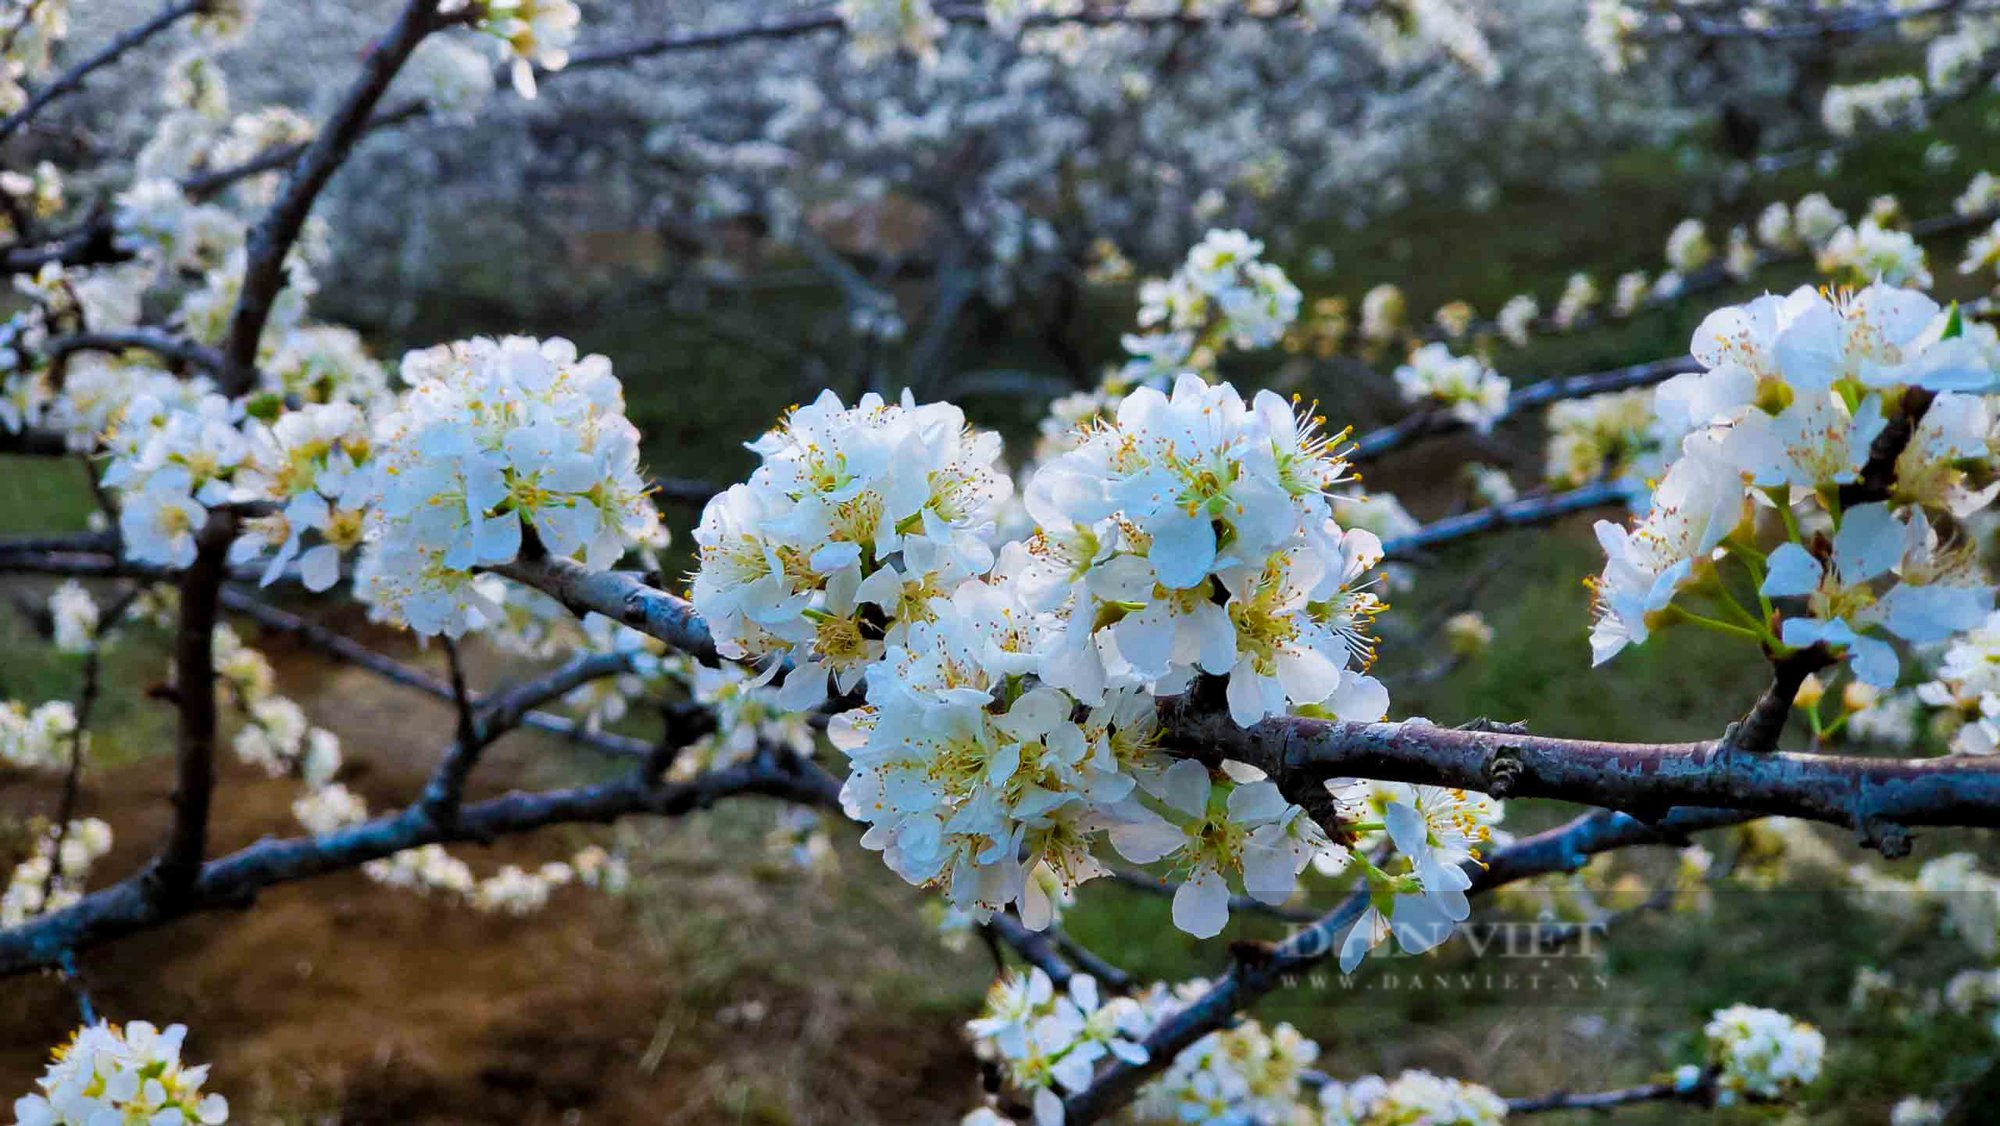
217 0 453 392
0 0 206 143
1057 806 1754 1121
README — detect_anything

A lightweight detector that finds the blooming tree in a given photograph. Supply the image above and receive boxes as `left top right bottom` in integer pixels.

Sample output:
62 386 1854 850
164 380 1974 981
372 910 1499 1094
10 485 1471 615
3 0 2000 1122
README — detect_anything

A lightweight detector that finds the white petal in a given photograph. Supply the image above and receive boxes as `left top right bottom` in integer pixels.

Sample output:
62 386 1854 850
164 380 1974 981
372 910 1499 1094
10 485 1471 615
1760 543 1824 598
1172 865 1231 938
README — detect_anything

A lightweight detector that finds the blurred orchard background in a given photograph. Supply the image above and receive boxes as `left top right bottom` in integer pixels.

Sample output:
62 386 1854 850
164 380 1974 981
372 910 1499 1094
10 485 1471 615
1 1 1999 1122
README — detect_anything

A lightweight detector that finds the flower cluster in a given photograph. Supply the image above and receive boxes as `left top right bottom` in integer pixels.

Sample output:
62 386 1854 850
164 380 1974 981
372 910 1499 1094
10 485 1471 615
965 969 1148 1125
1393 344 1510 432
838 0 946 64
292 783 368 836
362 839 627 914
47 581 98 655
692 387 1009 707
211 625 343 790
357 336 658 637
1894 1096 1947 1126
1120 229 1302 387
1 818 111 927
1022 376 1386 725
1317 1069 1508 1126
1127 980 1321 1125
695 374 1414 940
1664 218 1713 276
1818 218 1932 288
1915 610 2000 754
1442 611 1495 658
12 1021 228 1126
1338 779 1504 971
1822 75 1927 138
0 699 78 770
1544 385 1663 499
1591 282 2000 686
1701 1004 1825 1103
472 0 580 97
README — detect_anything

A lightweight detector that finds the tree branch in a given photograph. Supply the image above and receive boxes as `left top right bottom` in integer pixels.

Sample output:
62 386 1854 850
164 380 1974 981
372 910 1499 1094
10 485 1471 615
493 554 720 665
1506 1079 1694 1114
216 587 651 758
217 0 450 393
1350 355 1700 463
41 585 144 907
0 753 843 977
1380 482 1627 559
0 0 205 144
416 650 637 828
41 329 228 379
148 515 233 897
1157 698 2000 840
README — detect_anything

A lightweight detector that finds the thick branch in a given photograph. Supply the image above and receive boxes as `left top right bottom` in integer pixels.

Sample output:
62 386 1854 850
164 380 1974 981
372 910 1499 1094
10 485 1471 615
150 516 232 895
494 554 720 665
1158 701 2000 836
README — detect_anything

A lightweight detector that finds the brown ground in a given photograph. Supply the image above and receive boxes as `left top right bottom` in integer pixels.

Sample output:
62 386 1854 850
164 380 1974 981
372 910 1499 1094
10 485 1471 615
0 625 982 1124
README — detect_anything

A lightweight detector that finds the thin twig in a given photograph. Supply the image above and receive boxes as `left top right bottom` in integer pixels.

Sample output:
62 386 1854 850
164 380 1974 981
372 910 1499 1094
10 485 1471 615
0 0 205 143
40 586 142 907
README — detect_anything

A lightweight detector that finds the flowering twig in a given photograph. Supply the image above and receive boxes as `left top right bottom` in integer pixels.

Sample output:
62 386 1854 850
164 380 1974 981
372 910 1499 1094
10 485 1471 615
559 0 1313 73
0 751 843 977
1505 1078 1695 1114
41 329 229 380
218 0 456 393
179 100 431 202
1642 0 1990 42
40 585 143 908
1350 355 1700 463
0 0 207 144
